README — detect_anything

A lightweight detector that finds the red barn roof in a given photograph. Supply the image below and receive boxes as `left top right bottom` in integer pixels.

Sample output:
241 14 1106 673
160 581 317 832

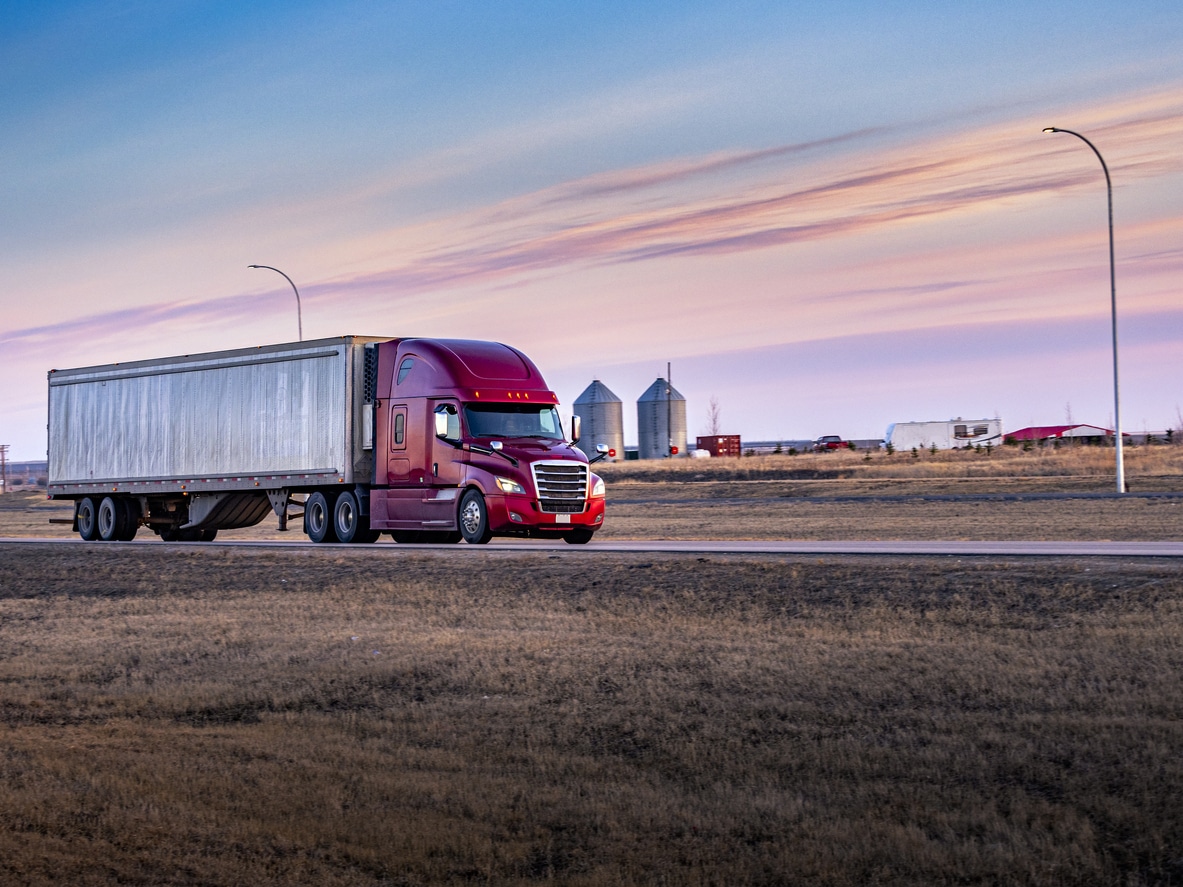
1007 424 1121 441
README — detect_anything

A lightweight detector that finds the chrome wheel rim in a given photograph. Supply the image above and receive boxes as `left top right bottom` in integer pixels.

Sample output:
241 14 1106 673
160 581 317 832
461 499 482 535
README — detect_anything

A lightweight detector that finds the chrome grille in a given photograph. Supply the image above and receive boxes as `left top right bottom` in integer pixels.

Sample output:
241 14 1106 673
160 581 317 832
531 461 588 514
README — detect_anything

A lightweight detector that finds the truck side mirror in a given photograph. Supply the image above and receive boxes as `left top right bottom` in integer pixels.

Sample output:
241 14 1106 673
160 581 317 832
434 404 460 442
571 414 581 444
589 443 609 464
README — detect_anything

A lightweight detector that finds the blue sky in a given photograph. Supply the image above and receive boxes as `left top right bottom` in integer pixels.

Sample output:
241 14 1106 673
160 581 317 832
2 1 1182 458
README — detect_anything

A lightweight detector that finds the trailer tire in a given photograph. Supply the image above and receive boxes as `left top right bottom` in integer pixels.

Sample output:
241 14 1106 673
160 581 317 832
97 496 125 542
458 490 492 545
390 531 420 544
305 491 339 543
563 529 594 545
116 499 139 541
77 497 99 541
333 490 378 543
200 528 218 542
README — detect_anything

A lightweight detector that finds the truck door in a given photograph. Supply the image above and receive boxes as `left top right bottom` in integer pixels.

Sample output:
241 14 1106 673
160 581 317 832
377 400 427 527
422 399 465 527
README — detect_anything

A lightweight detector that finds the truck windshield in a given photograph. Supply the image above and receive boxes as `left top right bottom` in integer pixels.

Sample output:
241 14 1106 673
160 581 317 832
464 403 564 440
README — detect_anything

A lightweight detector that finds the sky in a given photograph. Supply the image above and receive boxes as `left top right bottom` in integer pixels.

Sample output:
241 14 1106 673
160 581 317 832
2 0 1182 459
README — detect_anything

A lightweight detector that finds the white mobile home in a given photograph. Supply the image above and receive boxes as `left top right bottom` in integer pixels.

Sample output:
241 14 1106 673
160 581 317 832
884 418 1002 451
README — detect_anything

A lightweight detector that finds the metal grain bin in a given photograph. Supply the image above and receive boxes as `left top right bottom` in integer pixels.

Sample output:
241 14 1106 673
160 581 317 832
637 377 686 459
573 380 624 461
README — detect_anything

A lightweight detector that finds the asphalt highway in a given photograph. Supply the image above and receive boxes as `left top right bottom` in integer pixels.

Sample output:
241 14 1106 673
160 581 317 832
3 537 1182 557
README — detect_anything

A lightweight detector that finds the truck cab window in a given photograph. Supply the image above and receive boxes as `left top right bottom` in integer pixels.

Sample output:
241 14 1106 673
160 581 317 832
464 403 563 440
397 358 414 385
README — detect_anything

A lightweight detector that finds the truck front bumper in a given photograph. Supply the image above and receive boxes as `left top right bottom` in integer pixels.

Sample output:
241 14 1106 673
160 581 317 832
486 494 605 535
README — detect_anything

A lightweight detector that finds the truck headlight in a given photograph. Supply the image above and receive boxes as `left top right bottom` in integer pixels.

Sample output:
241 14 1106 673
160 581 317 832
496 476 527 495
589 473 605 498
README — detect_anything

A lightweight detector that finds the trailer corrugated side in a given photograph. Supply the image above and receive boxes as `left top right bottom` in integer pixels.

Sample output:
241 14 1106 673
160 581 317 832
48 336 384 497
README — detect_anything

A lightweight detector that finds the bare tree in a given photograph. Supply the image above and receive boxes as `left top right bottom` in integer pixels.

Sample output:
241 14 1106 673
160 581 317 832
705 396 722 436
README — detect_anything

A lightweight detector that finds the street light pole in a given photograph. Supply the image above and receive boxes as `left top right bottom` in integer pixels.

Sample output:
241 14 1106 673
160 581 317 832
1042 127 1124 493
248 264 303 342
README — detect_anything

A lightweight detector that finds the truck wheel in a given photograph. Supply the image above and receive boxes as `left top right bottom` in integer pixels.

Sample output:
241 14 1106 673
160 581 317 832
305 491 339 543
458 490 492 545
97 496 125 542
200 528 218 542
116 499 139 542
390 531 421 544
563 529 594 545
333 490 378 543
77 497 99 541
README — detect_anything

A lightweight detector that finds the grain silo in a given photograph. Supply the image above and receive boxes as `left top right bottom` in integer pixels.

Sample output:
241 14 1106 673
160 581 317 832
637 377 687 459
572 380 624 461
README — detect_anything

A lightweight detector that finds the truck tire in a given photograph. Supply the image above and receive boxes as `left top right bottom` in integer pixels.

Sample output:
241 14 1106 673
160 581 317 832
97 496 125 542
305 491 339 543
116 499 139 542
333 490 379 543
563 529 594 545
77 497 99 541
458 490 492 545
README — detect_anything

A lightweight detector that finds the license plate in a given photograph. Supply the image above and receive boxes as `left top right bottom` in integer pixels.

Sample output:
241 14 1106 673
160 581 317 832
555 514 571 524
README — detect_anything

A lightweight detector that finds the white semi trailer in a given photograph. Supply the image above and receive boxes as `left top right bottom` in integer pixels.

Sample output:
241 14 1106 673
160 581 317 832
884 418 1003 451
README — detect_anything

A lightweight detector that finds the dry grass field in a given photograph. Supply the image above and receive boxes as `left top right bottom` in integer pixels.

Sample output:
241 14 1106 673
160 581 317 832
1 447 1181 884
1 545 1181 885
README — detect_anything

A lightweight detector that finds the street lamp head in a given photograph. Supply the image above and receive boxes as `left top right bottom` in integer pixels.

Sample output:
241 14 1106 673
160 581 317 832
246 264 303 342
1042 127 1058 134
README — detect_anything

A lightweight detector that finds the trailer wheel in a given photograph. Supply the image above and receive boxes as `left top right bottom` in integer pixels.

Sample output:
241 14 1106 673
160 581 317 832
390 531 421 544
200 528 218 542
116 499 139 542
305 491 339 543
77 497 99 541
563 529 594 545
97 496 125 542
458 490 492 545
333 490 379 543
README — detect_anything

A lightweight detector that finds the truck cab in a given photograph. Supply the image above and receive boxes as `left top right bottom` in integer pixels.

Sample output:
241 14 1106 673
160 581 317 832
368 339 605 544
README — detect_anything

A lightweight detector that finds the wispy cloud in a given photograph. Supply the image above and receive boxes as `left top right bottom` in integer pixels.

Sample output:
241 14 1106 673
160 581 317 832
310 86 1183 301
4 85 1180 375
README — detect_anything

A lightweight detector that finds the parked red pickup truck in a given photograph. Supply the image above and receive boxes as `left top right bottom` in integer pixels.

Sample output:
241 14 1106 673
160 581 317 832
812 435 848 452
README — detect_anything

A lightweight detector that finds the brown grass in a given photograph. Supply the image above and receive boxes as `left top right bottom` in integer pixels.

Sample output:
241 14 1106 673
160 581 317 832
601 442 1183 484
1 544 1182 885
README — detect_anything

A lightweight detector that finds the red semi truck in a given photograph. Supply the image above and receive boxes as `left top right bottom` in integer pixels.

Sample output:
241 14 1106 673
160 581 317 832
47 336 606 544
